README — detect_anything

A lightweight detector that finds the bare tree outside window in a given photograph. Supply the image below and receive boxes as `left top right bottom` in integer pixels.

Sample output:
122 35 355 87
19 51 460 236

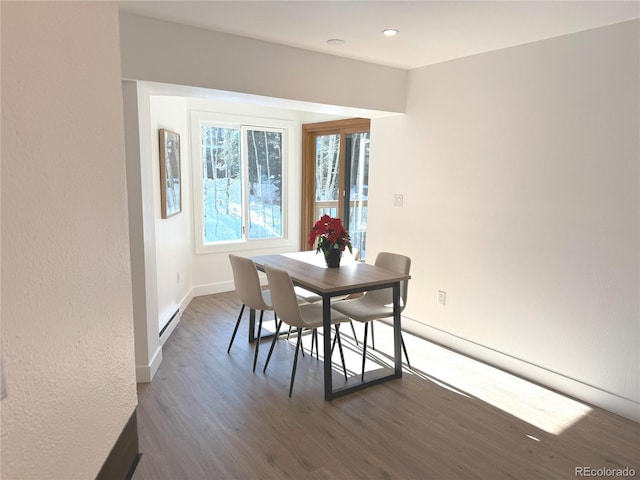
200 125 284 243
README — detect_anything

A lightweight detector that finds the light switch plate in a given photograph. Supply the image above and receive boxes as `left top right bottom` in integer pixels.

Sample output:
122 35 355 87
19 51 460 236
438 290 446 306
393 194 403 208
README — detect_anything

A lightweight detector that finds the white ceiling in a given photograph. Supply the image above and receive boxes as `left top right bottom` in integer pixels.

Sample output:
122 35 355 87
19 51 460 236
119 1 639 69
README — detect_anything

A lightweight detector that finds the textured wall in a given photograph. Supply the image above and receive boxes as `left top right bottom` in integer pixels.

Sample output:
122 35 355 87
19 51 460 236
1 2 138 478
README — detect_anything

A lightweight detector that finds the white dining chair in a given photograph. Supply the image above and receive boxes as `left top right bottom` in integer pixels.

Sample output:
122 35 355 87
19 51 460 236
228 254 275 373
262 264 350 397
331 252 412 380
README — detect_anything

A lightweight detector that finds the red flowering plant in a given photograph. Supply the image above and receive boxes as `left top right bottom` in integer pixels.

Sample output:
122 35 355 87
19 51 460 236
308 215 353 259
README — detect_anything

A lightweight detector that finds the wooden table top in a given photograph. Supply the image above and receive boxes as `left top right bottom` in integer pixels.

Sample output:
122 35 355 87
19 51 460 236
251 251 410 296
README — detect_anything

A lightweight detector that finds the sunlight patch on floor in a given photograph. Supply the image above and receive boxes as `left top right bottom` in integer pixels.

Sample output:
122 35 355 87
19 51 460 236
356 322 593 435
267 320 592 435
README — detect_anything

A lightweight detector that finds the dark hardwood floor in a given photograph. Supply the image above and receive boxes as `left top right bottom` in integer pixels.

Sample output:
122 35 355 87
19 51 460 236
133 292 639 480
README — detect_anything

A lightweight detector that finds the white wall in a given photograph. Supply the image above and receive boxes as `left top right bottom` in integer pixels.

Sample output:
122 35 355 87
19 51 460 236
149 96 193 328
368 20 639 420
119 13 407 113
1 3 138 479
123 81 162 383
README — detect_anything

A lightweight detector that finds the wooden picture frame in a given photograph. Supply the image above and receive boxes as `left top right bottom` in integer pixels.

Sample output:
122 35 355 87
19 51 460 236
159 128 181 219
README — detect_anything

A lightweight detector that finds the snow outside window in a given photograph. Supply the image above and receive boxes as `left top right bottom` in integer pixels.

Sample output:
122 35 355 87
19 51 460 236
191 112 290 254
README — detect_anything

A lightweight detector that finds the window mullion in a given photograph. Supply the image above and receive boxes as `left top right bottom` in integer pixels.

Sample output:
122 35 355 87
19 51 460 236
241 125 250 242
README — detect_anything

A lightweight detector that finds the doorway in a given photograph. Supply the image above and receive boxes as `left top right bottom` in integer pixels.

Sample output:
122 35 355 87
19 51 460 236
301 118 370 259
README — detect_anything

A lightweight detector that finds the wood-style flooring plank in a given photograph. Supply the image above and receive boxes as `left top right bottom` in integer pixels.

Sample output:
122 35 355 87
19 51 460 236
133 292 639 480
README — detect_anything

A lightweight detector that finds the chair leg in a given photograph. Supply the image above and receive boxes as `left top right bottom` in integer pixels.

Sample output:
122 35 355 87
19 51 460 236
349 320 359 346
310 329 319 359
401 334 411 369
310 328 315 357
252 310 264 372
361 322 369 381
273 312 279 340
289 328 303 397
371 321 375 350
331 328 338 354
227 304 246 353
334 325 348 381
263 319 282 373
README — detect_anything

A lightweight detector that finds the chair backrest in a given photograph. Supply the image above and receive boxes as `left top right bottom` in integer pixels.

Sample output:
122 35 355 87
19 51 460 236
367 252 411 311
263 264 308 328
229 254 271 311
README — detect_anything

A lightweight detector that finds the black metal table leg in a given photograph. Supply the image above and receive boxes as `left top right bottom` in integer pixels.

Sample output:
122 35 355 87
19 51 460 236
323 294 333 400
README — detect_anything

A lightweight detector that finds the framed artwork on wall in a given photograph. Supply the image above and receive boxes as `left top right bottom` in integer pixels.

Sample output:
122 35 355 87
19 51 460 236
159 128 181 219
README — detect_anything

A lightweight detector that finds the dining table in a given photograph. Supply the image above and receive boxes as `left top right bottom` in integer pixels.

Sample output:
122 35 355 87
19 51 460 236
250 250 410 400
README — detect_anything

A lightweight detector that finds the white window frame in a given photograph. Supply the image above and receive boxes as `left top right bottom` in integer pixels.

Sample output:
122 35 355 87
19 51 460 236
191 110 293 254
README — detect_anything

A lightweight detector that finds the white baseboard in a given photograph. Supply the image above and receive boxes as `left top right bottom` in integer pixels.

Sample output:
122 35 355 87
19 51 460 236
159 312 180 346
191 281 235 297
192 276 269 298
401 317 640 423
136 286 213 384
159 303 180 333
135 345 162 383
180 288 194 313
158 289 194 346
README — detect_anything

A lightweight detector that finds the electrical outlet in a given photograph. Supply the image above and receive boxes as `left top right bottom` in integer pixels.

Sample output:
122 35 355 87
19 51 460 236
438 290 446 306
393 194 404 208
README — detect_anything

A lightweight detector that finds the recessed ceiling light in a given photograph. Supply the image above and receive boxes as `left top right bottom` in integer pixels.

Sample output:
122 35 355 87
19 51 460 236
382 29 399 37
327 38 345 45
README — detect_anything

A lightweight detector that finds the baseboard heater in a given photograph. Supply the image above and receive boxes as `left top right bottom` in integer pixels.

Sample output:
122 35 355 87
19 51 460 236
159 308 180 338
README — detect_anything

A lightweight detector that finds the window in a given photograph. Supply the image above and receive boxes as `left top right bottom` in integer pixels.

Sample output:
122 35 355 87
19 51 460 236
192 112 290 253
